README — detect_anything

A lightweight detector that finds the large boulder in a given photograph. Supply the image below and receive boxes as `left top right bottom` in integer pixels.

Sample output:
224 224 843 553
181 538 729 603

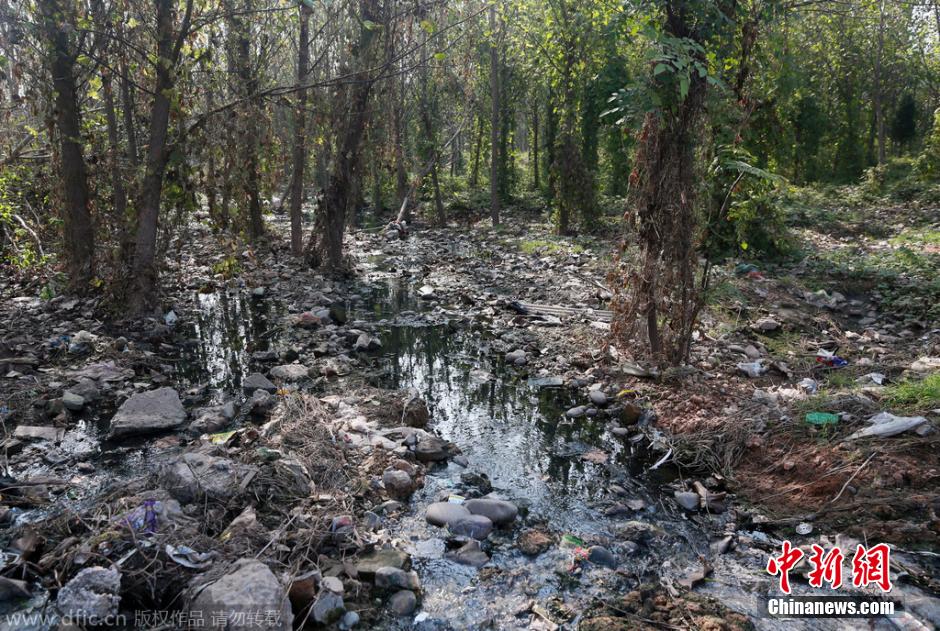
189 559 292 631
160 451 257 504
464 498 518 526
108 387 186 438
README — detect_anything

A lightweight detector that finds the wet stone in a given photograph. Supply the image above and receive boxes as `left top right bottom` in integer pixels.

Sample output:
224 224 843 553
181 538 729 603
374 567 420 591
587 546 617 568
588 390 608 407
447 540 489 568
382 469 414 500
449 515 493 540
388 590 417 616
62 391 85 411
566 406 587 419
356 549 410 578
426 502 471 528
464 498 518 526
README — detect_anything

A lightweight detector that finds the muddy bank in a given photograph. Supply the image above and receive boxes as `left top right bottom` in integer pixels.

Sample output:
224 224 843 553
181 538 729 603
0 214 937 629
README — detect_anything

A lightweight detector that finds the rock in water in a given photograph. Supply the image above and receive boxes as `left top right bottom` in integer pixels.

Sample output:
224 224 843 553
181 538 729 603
464 498 518 526
388 590 417 616
425 502 471 527
587 546 618 568
189 559 292 630
382 469 415 500
588 390 608 407
449 515 493 540
57 566 121 622
356 549 410 579
108 387 186 438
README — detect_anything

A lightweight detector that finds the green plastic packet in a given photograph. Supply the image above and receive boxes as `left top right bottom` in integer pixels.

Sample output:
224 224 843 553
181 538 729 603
805 412 839 426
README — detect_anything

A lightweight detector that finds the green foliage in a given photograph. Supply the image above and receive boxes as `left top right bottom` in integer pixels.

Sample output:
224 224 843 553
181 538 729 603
0 164 50 270
915 109 940 180
703 147 792 261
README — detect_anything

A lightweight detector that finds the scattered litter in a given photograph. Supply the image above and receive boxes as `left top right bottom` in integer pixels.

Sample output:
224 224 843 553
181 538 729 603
166 544 217 570
447 495 465 505
164 310 178 326
856 372 886 385
208 430 238 445
816 350 848 368
805 412 839 426
798 378 818 394
737 361 767 378
119 499 161 535
734 263 759 276
846 412 928 440
795 522 813 535
559 534 585 549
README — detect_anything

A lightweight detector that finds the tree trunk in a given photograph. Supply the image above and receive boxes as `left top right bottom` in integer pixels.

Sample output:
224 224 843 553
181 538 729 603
874 0 886 165
128 0 190 314
289 5 311 255
119 57 139 167
488 4 501 225
470 114 483 188
532 96 540 191
306 0 381 269
41 0 95 290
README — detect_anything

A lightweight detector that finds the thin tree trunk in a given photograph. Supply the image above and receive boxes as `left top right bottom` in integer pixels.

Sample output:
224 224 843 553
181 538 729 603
532 96 540 190
41 0 95 290
874 0 886 165
470 113 483 188
431 163 445 226
488 4 500 225
128 0 191 314
289 5 311 255
119 56 139 167
393 73 408 220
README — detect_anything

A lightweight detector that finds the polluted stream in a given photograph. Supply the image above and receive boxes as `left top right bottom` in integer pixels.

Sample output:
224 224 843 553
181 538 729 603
19 264 932 629
173 272 757 629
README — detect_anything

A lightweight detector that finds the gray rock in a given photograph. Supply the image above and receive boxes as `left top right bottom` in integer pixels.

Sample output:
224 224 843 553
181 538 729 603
588 391 608 407
242 373 276 395
505 349 526 364
382 469 414 500
566 406 587 418
414 435 449 462
321 576 344 595
744 345 761 360
108 387 186 438
340 610 360 629
449 515 493 540
426 502 471 528
57 566 121 622
388 590 417 616
62 391 85 411
353 333 382 352
269 364 309 381
13 425 63 442
587 545 617 568
356 549 410 579
674 491 700 511
464 498 518 526
69 377 100 402
189 559 291 630
374 567 420 591
160 452 257 503
447 540 488 567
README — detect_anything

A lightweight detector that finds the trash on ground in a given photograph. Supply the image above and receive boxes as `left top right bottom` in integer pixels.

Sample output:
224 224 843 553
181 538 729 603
805 412 839 426
846 412 928 440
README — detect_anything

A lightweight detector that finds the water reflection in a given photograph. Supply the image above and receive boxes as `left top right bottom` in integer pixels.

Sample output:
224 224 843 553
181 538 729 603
370 321 642 530
179 290 276 398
